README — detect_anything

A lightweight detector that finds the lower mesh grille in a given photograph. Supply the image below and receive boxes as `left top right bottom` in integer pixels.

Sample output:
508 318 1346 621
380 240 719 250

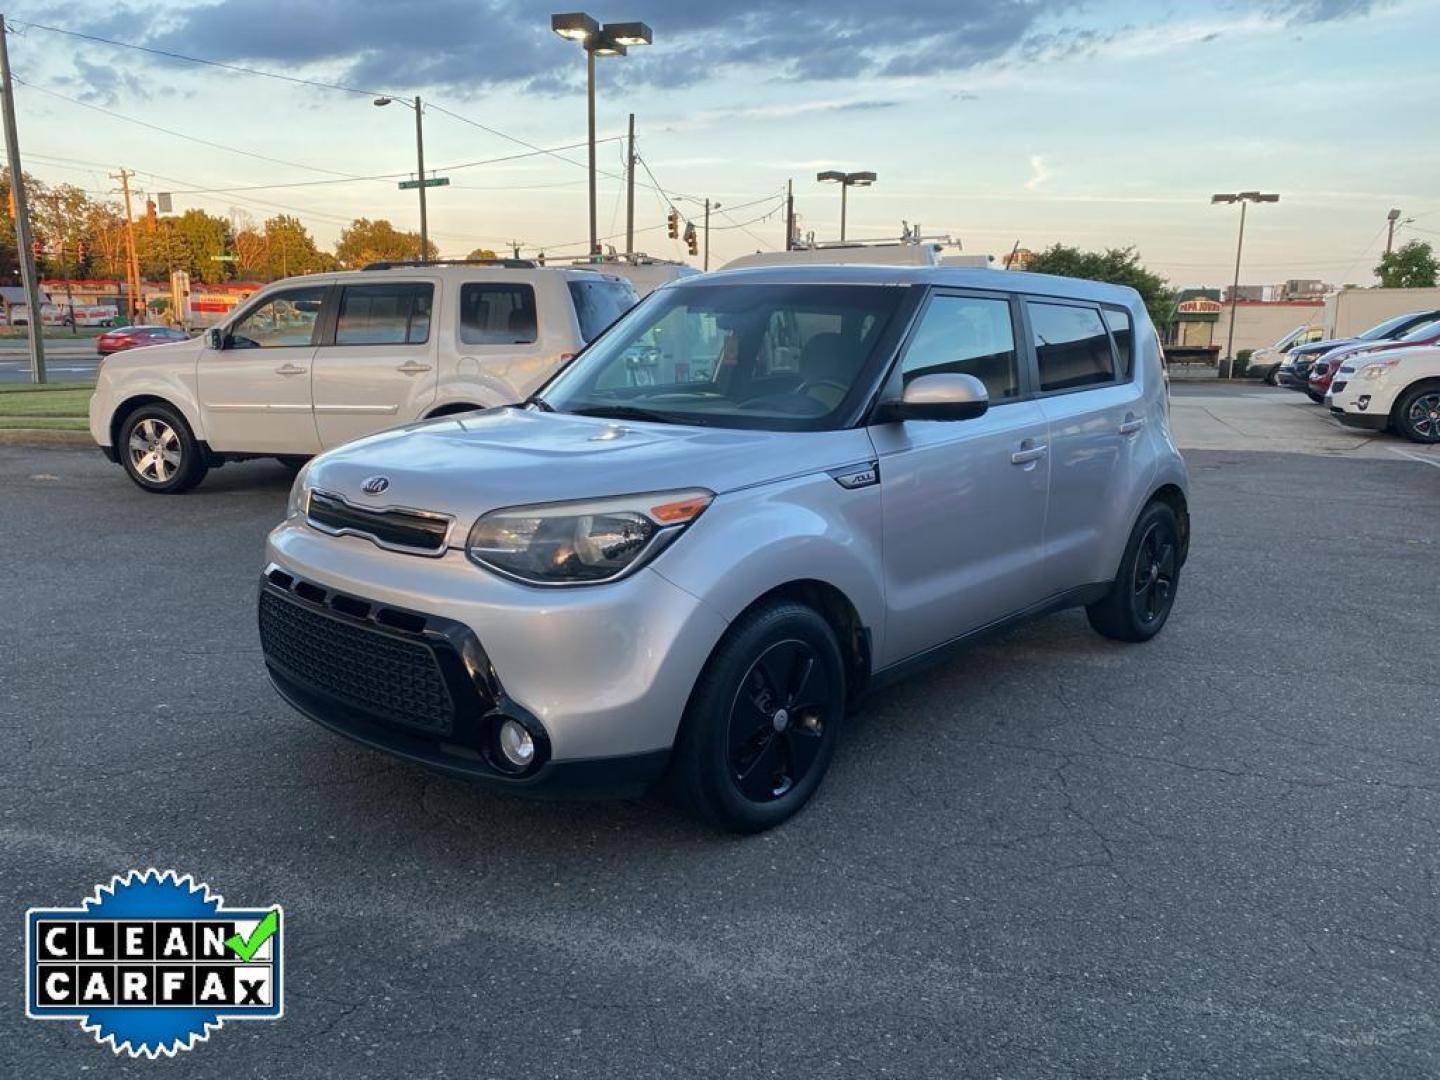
259 588 454 733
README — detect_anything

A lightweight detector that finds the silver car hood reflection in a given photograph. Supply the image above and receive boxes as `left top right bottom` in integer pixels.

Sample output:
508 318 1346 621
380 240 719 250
305 406 874 518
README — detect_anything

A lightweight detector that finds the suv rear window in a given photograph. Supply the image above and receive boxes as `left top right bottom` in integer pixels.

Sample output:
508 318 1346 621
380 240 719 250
459 283 537 345
568 279 638 343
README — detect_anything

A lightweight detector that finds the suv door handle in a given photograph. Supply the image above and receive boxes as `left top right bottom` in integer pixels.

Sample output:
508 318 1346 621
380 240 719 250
1119 415 1146 435
274 363 307 376
1010 442 1048 465
397 361 433 375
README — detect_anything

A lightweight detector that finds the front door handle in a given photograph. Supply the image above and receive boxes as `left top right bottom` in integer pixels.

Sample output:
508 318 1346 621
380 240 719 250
1119 415 1146 436
274 363 307 376
397 361 434 375
1010 442 1048 465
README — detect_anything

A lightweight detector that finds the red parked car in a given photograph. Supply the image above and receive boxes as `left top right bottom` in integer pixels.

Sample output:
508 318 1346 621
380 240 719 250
95 324 190 357
1308 318 1440 401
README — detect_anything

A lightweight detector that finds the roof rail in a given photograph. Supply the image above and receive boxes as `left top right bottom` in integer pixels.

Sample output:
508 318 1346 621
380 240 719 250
362 258 539 270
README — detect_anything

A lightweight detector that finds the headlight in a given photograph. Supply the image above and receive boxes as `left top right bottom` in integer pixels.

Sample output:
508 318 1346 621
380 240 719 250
286 461 314 518
1359 359 1401 380
466 488 713 585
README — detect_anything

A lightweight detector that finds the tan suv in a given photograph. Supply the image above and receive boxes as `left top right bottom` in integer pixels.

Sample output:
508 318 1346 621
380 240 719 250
88 260 639 493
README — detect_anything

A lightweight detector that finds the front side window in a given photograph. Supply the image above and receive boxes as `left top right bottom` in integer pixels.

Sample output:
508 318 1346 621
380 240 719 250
460 283 537 345
228 286 326 349
568 279 638 342
539 283 907 431
1028 301 1115 392
334 283 432 345
901 294 1019 401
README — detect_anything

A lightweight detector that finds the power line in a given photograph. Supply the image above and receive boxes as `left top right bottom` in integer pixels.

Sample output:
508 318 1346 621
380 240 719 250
10 19 391 100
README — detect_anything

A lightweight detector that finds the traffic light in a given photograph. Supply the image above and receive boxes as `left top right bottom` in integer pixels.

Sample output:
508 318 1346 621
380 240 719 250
30 239 41 258
146 200 158 229
76 239 87 262
683 221 697 257
667 208 679 239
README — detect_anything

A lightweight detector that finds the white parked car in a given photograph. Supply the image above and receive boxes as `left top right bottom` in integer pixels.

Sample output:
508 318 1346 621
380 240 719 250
1247 324 1326 385
1326 344 1440 443
88 262 639 493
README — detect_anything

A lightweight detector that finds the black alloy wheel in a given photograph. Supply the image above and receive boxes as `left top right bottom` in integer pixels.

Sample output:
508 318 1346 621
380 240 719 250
1398 386 1440 444
727 638 833 803
1131 519 1179 627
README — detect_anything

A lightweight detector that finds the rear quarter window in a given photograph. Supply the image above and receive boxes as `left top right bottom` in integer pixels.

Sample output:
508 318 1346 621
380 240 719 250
568 279 639 343
459 283 537 346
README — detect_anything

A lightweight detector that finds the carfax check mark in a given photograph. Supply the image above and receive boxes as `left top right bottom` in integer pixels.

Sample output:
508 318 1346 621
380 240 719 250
225 909 279 961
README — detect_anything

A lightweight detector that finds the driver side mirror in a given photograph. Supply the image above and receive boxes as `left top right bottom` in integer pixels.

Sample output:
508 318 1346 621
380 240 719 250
876 372 989 423
207 328 225 351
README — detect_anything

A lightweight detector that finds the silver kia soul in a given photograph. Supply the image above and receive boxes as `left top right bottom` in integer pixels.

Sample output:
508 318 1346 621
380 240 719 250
259 265 1190 832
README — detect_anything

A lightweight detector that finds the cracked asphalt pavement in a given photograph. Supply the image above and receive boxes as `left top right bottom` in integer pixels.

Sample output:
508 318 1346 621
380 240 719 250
2 394 1438 1077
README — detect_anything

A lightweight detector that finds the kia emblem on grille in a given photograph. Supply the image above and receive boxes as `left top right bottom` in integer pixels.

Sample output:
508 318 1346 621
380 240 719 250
360 476 390 496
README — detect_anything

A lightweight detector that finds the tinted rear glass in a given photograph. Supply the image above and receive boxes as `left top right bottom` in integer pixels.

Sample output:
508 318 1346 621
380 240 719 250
459 283 537 345
568 279 639 342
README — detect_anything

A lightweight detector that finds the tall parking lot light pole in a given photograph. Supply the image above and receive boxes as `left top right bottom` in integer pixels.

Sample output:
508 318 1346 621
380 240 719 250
552 14 651 259
1212 191 1279 375
374 95 428 259
817 170 876 243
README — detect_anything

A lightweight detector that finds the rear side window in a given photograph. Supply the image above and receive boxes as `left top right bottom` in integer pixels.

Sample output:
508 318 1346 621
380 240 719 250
460 283 537 345
1028 301 1115 392
568 279 638 342
1102 306 1133 379
334 284 432 345
901 294 1019 401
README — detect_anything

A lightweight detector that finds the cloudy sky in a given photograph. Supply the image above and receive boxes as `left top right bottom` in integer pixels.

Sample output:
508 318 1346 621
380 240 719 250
5 0 1438 284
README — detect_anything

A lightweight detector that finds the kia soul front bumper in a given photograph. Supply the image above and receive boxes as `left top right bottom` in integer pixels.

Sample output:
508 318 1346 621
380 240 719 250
259 521 731 797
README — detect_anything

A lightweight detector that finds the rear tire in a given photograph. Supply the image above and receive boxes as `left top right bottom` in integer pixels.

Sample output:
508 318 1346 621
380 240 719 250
1264 367 1278 386
1086 501 1181 643
118 403 208 494
1394 382 1440 444
666 600 846 833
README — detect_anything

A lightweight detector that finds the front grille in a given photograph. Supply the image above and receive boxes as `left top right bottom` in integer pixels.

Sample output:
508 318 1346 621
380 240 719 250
1332 380 1348 394
306 489 451 554
259 587 455 733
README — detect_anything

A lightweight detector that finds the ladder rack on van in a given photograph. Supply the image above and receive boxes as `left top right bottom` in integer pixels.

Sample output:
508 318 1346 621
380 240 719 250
362 259 539 270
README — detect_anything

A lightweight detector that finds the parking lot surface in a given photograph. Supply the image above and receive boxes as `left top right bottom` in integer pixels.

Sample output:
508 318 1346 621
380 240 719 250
3 385 1438 1077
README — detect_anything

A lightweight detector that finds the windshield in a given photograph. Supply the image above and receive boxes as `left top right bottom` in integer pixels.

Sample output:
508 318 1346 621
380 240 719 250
1357 312 1427 341
538 283 907 431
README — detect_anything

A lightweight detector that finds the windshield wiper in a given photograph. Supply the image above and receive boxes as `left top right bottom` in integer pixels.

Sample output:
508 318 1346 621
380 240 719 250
522 394 555 412
567 404 689 425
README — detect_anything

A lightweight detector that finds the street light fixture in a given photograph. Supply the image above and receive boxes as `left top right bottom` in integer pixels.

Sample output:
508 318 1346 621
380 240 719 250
1211 191 1279 375
817 169 877 242
551 12 652 257
375 95 430 260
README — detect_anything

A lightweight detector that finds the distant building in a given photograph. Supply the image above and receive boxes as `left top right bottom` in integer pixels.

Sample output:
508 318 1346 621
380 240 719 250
1170 288 1324 355
1276 278 1328 301
1223 284 1265 303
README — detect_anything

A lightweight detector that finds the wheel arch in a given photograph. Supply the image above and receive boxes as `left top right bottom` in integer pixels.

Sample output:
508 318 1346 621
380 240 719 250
725 579 872 704
1389 375 1440 425
110 393 202 452
1149 482 1190 565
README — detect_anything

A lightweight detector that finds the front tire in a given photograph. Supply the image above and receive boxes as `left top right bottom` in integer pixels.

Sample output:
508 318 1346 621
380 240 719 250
1394 382 1440 444
667 600 846 833
1086 501 1181 642
118 403 208 494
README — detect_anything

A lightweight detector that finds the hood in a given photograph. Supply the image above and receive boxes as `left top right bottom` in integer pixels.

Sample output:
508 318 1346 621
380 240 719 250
305 406 876 519
1287 337 1356 361
1340 343 1440 369
101 336 200 365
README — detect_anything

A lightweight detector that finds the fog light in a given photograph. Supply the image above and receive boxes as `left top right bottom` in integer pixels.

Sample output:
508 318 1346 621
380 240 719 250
1357 395 1371 411
498 719 535 768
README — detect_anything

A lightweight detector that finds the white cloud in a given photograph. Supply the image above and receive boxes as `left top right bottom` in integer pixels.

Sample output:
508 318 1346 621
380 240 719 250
1024 155 1051 192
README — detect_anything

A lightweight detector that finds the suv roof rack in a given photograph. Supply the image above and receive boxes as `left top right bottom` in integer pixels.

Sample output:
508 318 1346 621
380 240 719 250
362 258 539 270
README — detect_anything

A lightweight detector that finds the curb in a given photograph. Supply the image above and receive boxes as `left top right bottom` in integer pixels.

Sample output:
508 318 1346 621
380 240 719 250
0 429 94 448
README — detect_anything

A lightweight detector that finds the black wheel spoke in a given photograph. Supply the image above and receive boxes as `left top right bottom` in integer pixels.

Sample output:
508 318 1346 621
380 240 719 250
728 690 774 762
756 640 803 701
735 733 785 801
783 725 823 780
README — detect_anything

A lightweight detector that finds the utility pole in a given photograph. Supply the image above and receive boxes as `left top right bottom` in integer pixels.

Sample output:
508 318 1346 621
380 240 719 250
1385 208 1402 256
703 199 712 272
625 112 635 259
414 95 428 260
0 15 46 382
586 47 597 257
785 179 794 251
111 168 143 322
1212 191 1278 377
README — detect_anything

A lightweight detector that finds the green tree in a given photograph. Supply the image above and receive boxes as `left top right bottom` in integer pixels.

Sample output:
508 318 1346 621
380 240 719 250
1374 240 1438 289
467 247 498 261
261 215 332 278
1023 244 1176 330
334 217 436 268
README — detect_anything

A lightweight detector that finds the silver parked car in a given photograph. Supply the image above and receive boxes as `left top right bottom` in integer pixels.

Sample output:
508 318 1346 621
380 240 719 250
259 266 1190 831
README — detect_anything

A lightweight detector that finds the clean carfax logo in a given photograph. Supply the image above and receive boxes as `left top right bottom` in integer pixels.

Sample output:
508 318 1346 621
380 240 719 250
25 869 283 1058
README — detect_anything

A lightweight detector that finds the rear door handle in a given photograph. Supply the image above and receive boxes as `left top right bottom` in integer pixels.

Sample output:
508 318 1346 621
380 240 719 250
274 363 307 376
397 361 433 375
1119 416 1146 435
1010 443 1048 465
